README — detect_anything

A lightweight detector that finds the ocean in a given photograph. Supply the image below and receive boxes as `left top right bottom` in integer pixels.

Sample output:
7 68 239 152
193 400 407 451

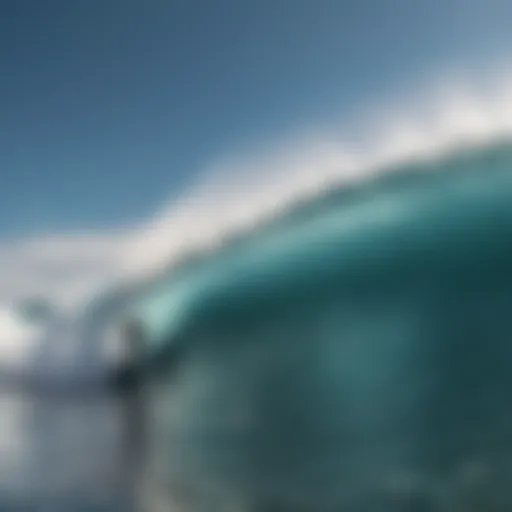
3 139 512 510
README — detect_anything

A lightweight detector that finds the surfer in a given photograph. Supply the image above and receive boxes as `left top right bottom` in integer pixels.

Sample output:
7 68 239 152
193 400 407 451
109 318 144 391
113 317 148 506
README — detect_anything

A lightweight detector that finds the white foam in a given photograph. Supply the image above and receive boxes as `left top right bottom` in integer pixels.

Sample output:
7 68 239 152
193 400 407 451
0 308 42 369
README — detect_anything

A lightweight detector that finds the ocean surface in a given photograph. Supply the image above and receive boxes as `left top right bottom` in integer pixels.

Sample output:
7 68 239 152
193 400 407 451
0 391 139 510
2 140 512 511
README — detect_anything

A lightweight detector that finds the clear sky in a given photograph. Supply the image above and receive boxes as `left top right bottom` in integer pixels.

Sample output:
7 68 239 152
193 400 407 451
2 0 512 238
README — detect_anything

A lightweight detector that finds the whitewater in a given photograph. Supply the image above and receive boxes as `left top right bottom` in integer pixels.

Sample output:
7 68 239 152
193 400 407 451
3 66 512 386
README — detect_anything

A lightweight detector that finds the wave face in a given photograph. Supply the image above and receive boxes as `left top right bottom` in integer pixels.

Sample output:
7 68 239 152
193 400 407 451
142 140 512 510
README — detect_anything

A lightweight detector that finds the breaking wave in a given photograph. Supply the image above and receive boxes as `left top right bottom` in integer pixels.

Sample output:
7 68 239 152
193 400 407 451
4 66 512 386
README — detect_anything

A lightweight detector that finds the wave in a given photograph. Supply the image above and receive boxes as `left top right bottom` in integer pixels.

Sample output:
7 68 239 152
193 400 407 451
126 138 512 359
4 67 512 387
3 137 512 390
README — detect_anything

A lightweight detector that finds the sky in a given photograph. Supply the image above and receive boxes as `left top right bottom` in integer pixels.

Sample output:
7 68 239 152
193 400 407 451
3 0 512 313
2 0 512 237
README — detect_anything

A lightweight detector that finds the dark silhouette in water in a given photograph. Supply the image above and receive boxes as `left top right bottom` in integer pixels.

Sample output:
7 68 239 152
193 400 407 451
110 319 145 392
114 319 147 473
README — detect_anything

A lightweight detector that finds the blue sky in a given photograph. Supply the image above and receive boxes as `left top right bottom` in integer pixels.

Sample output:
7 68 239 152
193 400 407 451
2 0 512 238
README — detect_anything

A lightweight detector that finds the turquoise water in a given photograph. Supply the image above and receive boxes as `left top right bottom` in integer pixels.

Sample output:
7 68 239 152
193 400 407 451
4 140 512 510
135 140 512 352
139 141 512 510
